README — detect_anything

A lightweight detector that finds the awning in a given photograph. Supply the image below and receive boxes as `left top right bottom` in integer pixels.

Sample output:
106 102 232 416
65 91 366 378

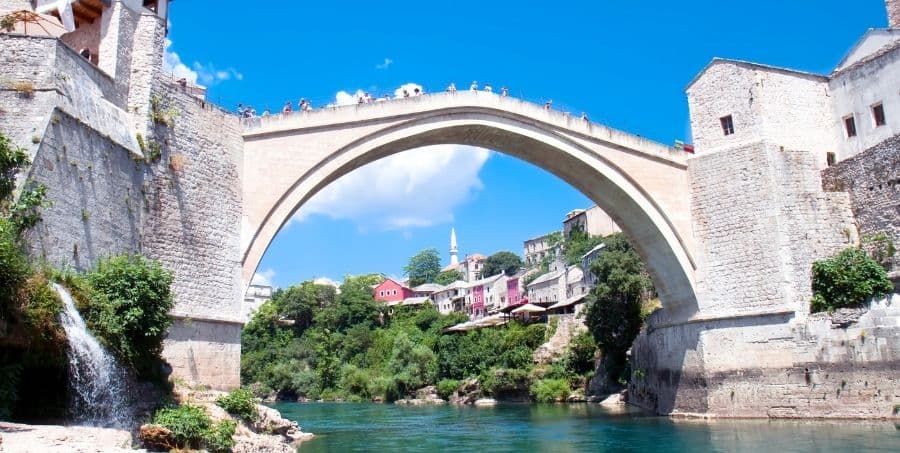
511 303 547 314
547 294 587 310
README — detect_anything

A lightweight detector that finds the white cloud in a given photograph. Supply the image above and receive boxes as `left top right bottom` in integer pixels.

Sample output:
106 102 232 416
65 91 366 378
163 38 242 87
162 38 198 84
333 89 365 106
313 277 341 289
394 83 423 98
292 145 491 231
375 58 393 69
251 268 276 287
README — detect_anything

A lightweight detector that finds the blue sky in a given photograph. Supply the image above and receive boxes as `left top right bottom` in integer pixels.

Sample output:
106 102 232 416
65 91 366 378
164 1 888 288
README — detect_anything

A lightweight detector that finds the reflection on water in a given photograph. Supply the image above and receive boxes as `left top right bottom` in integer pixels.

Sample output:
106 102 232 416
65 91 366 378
273 402 899 453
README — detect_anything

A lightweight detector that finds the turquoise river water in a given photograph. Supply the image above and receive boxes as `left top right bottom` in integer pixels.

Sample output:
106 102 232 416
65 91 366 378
273 402 899 452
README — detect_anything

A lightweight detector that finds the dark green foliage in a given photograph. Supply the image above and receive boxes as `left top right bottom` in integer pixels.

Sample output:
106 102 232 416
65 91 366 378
216 388 258 421
0 133 29 205
203 420 236 453
530 378 571 403
482 251 524 277
0 218 28 313
584 233 653 382
562 331 597 375
8 182 50 233
152 404 211 449
435 269 463 285
403 248 442 286
276 281 336 333
241 276 549 402
84 254 174 378
480 368 530 396
436 379 460 399
0 363 22 419
811 247 894 312
563 226 604 265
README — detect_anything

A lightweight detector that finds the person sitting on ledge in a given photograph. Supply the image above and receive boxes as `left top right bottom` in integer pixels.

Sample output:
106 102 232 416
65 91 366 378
470 80 478 91
447 82 457 93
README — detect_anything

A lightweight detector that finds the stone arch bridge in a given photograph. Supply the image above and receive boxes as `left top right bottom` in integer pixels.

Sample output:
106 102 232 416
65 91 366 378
241 91 698 316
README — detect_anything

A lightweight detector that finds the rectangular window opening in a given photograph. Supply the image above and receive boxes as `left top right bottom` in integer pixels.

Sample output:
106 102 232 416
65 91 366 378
873 103 886 127
844 115 857 138
720 115 735 136
826 152 836 167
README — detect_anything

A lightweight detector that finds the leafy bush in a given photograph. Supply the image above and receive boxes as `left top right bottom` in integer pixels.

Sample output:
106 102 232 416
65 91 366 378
0 218 28 314
152 404 211 449
0 132 29 204
811 247 894 313
480 368 529 396
530 378 571 403
216 388 258 421
436 379 460 400
563 331 597 375
202 420 236 453
85 254 174 378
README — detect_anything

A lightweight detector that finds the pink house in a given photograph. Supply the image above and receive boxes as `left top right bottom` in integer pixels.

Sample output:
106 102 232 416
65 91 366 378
506 276 522 307
472 284 485 316
374 279 414 304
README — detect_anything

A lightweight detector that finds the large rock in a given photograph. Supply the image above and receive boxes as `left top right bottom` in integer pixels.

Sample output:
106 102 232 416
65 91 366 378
139 424 174 451
251 404 312 442
448 378 482 405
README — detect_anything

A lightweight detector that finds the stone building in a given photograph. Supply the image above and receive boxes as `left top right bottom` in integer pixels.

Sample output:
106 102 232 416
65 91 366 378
523 232 559 267
562 205 621 238
242 284 272 321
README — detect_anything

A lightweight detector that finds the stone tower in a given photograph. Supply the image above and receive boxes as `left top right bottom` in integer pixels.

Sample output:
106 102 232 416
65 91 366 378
450 228 459 266
888 0 900 28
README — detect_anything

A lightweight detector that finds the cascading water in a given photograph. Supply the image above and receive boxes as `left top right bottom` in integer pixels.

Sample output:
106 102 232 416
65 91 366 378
53 283 131 427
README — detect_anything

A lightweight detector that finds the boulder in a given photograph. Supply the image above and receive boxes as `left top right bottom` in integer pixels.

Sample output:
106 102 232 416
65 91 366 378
473 398 497 406
252 404 300 437
567 388 587 402
139 424 175 450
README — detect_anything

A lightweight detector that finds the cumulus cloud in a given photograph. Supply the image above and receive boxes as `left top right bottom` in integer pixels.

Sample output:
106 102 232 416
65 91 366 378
162 38 242 86
394 82 423 98
162 39 198 84
292 145 491 231
251 268 276 287
375 58 393 70
314 277 341 289
333 89 365 106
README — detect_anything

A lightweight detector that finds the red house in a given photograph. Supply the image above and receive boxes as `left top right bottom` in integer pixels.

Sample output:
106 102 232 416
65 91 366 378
374 278 414 304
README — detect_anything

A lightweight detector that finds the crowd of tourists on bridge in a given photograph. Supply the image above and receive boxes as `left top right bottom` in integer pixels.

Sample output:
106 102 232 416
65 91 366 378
234 81 590 122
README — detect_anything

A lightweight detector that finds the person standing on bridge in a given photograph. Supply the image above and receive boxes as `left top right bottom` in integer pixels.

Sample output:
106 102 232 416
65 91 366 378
581 112 589 121
484 83 493 93
544 100 553 110
470 81 478 91
501 86 509 96
447 82 456 93
283 101 292 114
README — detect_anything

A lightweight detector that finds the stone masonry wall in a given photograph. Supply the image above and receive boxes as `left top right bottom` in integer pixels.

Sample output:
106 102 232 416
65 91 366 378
1 30 244 388
689 141 856 318
632 297 900 418
822 133 900 273
142 80 244 388
631 140 897 418
23 109 145 269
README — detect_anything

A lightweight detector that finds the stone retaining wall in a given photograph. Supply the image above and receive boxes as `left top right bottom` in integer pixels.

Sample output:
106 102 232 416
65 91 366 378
822 134 900 273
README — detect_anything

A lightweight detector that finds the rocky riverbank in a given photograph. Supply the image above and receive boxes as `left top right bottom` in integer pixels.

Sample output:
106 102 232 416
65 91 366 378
0 385 312 453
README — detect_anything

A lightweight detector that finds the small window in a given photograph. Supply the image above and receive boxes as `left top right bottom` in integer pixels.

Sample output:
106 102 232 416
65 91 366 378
873 103 886 127
844 115 857 138
720 115 735 136
826 152 836 167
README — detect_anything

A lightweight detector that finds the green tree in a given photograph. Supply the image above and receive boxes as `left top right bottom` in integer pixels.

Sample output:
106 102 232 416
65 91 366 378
583 233 652 382
563 226 604 265
85 254 175 378
483 251 524 277
276 282 336 332
403 248 442 286
315 275 381 332
435 269 462 285
0 133 29 208
811 247 893 312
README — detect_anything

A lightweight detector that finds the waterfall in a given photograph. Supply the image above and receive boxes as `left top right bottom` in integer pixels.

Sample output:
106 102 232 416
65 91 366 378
53 283 131 427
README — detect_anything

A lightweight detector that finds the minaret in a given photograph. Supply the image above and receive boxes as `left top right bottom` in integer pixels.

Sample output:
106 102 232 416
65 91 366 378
450 228 459 266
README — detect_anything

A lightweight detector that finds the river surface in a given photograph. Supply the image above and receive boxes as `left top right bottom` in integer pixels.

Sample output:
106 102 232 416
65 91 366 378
273 402 899 452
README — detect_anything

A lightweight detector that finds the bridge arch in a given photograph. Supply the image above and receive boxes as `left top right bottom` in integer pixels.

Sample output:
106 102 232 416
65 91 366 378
241 94 698 313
